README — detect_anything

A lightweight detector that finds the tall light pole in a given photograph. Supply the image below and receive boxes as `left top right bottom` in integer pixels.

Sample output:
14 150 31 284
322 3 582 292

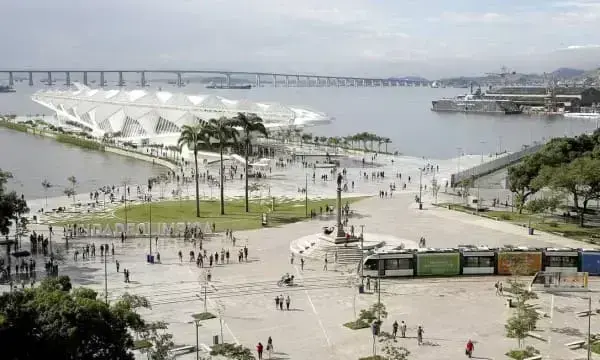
148 192 152 256
418 167 423 210
588 296 592 360
456 147 462 174
360 225 365 286
477 141 486 212
305 173 308 218
122 179 130 237
104 250 108 304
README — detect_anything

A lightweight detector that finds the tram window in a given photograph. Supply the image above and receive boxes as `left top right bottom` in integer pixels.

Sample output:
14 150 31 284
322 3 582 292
398 258 412 269
464 257 479 267
365 259 378 271
546 256 577 267
479 257 494 268
385 259 399 270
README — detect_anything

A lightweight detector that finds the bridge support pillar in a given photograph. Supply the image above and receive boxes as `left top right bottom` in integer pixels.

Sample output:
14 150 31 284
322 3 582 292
118 71 124 87
65 72 71 86
8 72 14 86
285 76 289 87
255 74 261 88
336 78 340 87
315 77 319 87
177 73 183 87
296 75 300 87
225 73 231 87
83 72 88 86
100 72 105 87
272 74 276 87
343 79 347 87
325 78 329 87
140 72 146 87
28 72 33 86
47 72 52 86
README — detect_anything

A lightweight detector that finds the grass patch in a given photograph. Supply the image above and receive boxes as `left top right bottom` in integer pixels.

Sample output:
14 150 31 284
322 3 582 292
0 120 29 133
56 134 105 151
358 356 385 360
343 319 370 330
588 342 600 354
210 343 254 360
444 204 600 242
51 197 367 231
191 312 216 321
132 339 152 350
506 346 540 360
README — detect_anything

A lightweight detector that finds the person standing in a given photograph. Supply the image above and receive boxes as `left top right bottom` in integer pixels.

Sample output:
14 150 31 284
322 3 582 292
466 339 474 358
417 325 424 345
285 295 291 310
392 320 398 338
256 342 263 360
400 321 407 338
300 257 304 271
267 336 273 358
323 256 328 271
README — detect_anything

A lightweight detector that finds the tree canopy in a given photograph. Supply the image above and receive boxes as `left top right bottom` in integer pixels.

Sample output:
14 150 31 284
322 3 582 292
0 277 147 360
0 169 29 236
507 129 600 225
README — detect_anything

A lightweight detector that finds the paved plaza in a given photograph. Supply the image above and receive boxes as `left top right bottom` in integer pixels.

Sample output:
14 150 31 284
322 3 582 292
10 149 600 359
14 189 600 359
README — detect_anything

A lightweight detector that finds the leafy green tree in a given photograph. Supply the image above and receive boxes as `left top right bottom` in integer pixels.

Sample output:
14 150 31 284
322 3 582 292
505 279 539 348
231 112 268 213
0 277 146 360
0 170 29 242
535 157 600 226
67 175 77 205
507 157 543 214
178 123 209 218
203 117 239 215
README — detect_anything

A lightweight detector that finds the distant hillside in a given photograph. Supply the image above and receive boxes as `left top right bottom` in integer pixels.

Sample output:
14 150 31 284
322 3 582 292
551 67 585 78
388 76 429 82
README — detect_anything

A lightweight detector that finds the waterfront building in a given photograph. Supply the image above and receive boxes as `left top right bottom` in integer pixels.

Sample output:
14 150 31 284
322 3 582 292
485 86 600 110
32 85 332 144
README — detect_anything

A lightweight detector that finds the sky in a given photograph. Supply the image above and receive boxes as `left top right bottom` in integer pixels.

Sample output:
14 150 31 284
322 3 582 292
2 0 600 78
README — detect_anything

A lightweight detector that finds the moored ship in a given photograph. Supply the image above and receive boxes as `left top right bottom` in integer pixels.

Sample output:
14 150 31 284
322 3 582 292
432 91 522 115
0 85 16 93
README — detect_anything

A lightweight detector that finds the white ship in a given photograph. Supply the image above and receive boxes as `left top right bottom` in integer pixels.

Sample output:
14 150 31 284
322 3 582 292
564 112 600 120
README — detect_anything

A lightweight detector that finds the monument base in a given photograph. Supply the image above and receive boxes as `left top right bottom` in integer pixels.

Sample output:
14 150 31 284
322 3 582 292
333 235 360 245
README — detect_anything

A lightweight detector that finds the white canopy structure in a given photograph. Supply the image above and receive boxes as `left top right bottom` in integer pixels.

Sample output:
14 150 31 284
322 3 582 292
32 85 333 144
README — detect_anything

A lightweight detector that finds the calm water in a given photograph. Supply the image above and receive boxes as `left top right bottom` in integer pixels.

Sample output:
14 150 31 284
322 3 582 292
0 127 164 199
0 80 598 198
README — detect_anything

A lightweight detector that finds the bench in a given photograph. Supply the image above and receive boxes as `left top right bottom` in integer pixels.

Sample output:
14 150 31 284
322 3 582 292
527 332 547 342
524 356 542 360
565 340 585 349
576 310 595 317
168 345 196 355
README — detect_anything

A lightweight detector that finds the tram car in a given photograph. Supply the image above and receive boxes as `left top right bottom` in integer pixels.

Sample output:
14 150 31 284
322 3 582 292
361 246 600 278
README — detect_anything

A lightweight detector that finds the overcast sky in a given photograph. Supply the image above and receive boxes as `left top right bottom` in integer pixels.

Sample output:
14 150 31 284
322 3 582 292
2 0 600 78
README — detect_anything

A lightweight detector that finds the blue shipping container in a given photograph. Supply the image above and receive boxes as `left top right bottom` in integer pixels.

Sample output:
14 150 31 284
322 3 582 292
580 252 600 275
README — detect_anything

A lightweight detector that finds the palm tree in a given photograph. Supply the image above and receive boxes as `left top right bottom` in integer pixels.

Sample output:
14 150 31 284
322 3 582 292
177 123 209 217
204 117 239 215
383 137 392 153
231 112 268 213
67 176 77 205
301 133 312 147
41 179 52 208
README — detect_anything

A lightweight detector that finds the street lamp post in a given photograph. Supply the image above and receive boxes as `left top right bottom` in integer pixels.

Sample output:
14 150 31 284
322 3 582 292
477 141 486 212
104 250 108 304
418 167 423 210
194 319 200 360
148 192 152 256
360 225 365 286
305 173 308 218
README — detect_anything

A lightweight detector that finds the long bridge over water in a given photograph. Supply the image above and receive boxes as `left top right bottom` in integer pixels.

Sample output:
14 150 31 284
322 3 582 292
0 69 430 88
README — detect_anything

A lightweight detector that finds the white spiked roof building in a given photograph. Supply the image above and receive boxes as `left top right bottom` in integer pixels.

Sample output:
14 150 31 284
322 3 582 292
32 85 332 144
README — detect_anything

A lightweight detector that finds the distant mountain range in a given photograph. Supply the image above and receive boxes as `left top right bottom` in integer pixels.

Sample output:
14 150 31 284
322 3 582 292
388 76 429 82
550 67 586 78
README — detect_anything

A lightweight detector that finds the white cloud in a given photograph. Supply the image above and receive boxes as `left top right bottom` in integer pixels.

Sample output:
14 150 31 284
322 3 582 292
1 0 600 78
564 44 600 49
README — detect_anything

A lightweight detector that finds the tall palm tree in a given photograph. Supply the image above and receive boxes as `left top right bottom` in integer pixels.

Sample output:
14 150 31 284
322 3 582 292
41 179 52 208
231 112 268 213
204 117 239 215
383 137 392 153
177 123 208 217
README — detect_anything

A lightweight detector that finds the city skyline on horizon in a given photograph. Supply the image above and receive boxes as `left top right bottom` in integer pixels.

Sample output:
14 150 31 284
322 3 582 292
2 0 600 78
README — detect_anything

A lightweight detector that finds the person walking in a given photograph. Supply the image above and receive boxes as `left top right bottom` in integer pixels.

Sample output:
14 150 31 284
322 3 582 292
285 295 291 310
465 339 474 358
256 342 264 360
417 325 424 345
392 320 398 339
323 256 328 271
267 336 273 358
300 257 304 271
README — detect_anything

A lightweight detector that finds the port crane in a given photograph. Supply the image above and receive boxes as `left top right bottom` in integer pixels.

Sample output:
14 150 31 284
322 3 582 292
485 66 516 86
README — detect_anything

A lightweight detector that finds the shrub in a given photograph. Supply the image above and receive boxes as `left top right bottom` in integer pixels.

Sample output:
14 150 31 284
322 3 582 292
506 346 539 360
547 221 558 228
55 134 105 151
210 343 254 360
499 213 512 221
0 121 29 133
